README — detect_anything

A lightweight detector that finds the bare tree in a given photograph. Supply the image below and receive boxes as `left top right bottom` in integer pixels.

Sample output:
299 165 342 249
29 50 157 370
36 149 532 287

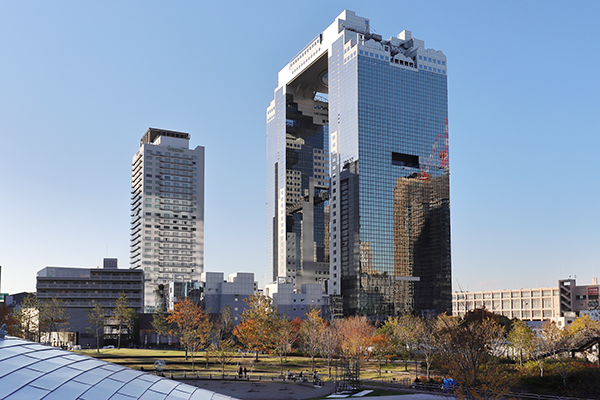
87 301 105 353
273 317 297 375
319 322 339 378
211 338 236 378
300 308 324 370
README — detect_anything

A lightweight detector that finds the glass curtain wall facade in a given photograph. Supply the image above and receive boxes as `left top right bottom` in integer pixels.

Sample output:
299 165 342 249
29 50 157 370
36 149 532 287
267 10 451 317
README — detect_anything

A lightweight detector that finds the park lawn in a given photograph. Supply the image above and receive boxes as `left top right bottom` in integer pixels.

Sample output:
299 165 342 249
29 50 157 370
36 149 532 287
77 348 186 357
76 348 420 381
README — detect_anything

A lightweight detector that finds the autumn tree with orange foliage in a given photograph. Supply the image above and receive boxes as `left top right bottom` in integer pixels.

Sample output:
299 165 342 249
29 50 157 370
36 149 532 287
371 333 394 376
233 293 278 361
336 316 374 379
167 298 211 371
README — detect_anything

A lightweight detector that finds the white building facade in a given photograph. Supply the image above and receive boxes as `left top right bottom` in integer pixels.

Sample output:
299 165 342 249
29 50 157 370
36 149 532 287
452 278 600 328
130 128 205 312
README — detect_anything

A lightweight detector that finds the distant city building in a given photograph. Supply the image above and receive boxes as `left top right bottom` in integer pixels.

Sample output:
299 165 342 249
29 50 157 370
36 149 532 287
452 278 600 328
264 277 327 319
36 258 143 346
130 128 205 312
266 10 451 318
201 272 256 323
165 280 202 311
1 292 33 308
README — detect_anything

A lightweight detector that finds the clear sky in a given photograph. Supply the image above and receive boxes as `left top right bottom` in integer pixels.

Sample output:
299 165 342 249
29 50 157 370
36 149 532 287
1 1 599 296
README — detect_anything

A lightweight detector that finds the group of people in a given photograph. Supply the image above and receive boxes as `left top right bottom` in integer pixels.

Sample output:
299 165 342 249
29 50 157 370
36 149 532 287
237 366 248 378
286 370 321 385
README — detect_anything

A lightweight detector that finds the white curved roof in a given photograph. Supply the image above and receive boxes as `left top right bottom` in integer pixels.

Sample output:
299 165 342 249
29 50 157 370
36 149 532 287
0 336 238 400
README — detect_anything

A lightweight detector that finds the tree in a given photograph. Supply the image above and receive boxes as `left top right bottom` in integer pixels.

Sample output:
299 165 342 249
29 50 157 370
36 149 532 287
87 301 105 353
233 293 278 361
12 294 40 341
435 315 509 400
507 319 535 366
151 305 171 346
379 314 419 373
300 308 324 369
114 292 137 349
167 298 211 371
39 297 69 346
207 305 235 368
537 320 580 390
407 315 438 380
0 303 18 336
319 322 339 378
214 305 234 342
211 337 236 378
336 316 374 379
371 333 394 376
273 317 297 374
567 314 600 345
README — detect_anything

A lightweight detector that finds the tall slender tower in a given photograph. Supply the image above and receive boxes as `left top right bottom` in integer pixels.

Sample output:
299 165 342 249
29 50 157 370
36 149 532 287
130 128 205 312
266 10 451 317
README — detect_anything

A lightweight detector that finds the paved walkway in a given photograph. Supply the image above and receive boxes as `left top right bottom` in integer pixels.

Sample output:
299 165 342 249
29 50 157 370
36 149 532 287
185 379 445 400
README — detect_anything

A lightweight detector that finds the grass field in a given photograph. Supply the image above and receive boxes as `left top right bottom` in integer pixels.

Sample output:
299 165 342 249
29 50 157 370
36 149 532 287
76 348 419 382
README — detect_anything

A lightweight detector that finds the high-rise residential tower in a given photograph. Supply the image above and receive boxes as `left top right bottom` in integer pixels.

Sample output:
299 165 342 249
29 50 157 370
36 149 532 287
266 10 451 317
130 128 205 312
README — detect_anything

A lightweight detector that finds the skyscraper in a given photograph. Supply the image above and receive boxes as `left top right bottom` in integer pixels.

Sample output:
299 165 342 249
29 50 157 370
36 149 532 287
266 10 451 317
130 128 205 312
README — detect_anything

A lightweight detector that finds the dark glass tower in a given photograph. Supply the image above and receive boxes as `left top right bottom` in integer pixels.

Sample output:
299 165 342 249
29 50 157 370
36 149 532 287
267 10 451 317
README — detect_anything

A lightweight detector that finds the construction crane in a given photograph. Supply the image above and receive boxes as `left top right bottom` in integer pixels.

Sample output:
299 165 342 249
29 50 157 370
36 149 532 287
420 118 449 180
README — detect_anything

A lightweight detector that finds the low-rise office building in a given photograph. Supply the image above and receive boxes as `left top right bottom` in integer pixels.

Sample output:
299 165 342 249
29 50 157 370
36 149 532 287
452 278 600 327
36 258 143 347
201 272 255 323
264 277 326 319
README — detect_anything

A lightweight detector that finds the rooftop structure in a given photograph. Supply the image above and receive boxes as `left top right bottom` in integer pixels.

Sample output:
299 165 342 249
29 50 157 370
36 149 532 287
0 335 238 399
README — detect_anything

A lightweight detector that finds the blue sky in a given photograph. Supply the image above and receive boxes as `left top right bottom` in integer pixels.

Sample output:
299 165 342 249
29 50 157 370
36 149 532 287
1 1 599 295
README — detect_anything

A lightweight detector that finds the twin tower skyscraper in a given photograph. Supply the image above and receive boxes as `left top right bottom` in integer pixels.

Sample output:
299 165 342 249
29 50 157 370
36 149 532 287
266 10 452 317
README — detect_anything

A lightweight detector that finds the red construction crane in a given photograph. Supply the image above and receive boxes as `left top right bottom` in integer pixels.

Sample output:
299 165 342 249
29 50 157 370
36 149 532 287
420 118 449 180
